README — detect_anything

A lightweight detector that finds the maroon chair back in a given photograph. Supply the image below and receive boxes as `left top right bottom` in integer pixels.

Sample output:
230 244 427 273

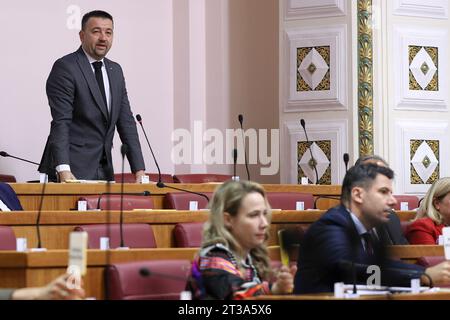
173 222 204 247
0 174 16 183
74 224 156 249
78 195 154 210
114 173 173 183
416 256 446 268
106 259 191 300
172 174 231 183
393 195 420 210
163 192 212 210
0 226 16 250
266 192 314 210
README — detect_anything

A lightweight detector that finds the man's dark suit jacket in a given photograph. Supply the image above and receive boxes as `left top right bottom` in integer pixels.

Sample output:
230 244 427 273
0 183 23 211
294 205 424 294
38 47 145 180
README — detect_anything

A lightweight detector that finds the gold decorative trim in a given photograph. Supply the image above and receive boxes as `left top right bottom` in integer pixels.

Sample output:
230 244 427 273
297 140 331 185
358 0 374 157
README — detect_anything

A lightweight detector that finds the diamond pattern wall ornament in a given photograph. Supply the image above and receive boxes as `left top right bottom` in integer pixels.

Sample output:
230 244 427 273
298 142 330 184
410 141 438 183
298 48 330 90
409 46 437 90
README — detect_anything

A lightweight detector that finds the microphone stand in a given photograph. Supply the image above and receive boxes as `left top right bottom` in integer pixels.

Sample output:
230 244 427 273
238 114 250 180
0 151 40 166
300 119 319 184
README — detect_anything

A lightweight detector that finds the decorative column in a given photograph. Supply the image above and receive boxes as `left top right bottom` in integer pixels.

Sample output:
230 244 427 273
357 0 374 156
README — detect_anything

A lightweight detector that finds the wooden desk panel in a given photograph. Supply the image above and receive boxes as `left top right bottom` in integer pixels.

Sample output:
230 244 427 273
0 210 416 249
10 183 342 211
0 247 281 299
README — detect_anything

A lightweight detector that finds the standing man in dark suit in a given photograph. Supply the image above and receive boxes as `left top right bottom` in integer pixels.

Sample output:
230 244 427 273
294 164 450 294
39 10 146 183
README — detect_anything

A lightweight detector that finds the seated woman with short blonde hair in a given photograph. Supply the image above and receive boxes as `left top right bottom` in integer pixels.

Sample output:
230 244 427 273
406 177 450 244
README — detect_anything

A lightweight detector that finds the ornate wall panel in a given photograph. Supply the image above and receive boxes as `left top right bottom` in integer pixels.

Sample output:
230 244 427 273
284 0 346 20
285 119 348 185
393 0 448 19
393 26 448 111
285 25 348 112
394 120 449 194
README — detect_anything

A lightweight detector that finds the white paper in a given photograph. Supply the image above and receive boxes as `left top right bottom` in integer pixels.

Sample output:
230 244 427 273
68 231 88 276
140 175 150 184
100 237 110 250
77 200 87 211
189 201 199 211
16 238 27 252
296 201 305 210
400 202 409 211
442 227 450 260
301 177 308 185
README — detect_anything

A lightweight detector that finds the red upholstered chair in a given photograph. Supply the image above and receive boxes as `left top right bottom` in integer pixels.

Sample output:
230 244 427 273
416 256 446 268
172 174 232 183
393 195 420 210
78 195 154 210
73 224 156 249
266 192 314 210
173 222 204 247
0 226 16 250
163 192 212 210
106 259 191 300
0 174 16 183
114 173 174 183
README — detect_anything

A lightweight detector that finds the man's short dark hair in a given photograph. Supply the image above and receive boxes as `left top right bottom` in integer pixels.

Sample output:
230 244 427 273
81 10 113 30
341 164 394 205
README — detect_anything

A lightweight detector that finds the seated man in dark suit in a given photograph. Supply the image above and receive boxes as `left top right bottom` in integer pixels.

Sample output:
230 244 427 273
0 182 23 211
294 164 450 294
355 155 409 245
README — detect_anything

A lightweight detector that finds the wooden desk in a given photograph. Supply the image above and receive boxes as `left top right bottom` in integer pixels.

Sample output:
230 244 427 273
0 210 416 249
10 183 342 211
0 247 281 300
253 291 450 300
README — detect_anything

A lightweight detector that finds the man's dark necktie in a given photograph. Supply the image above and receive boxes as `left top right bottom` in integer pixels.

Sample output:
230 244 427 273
92 61 108 110
362 232 375 255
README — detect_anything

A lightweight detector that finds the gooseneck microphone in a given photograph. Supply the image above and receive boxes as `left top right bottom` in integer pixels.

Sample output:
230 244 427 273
300 119 319 184
136 114 209 203
119 144 128 248
0 151 39 166
343 153 350 172
135 114 161 183
156 181 210 202
238 114 250 181
233 148 238 179
35 178 47 249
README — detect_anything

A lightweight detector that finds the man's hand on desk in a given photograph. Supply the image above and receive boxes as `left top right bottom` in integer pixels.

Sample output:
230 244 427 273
135 170 146 183
58 171 77 183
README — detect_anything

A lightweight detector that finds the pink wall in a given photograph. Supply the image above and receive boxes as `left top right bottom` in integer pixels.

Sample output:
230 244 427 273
0 0 279 183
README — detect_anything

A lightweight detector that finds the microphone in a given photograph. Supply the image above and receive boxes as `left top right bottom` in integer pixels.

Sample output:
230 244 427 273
233 148 238 180
119 144 128 248
136 114 209 203
313 195 341 209
0 151 40 166
95 191 151 210
34 177 48 250
135 114 161 183
139 267 188 282
343 153 349 172
300 119 319 184
156 181 210 203
238 114 250 180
